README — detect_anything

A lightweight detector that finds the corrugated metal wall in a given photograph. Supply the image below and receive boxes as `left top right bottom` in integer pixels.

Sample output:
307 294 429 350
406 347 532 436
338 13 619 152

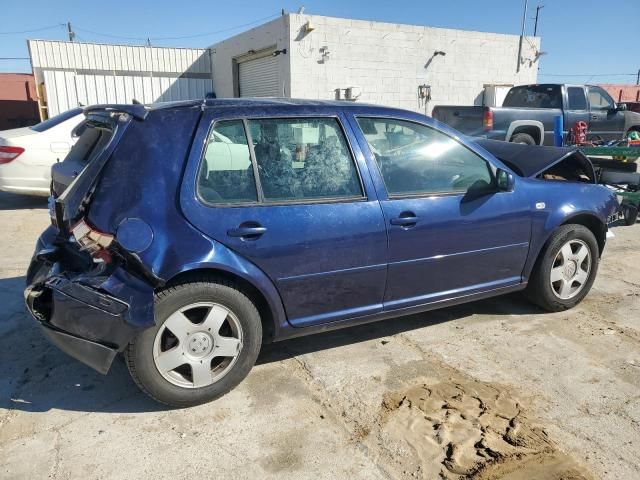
28 40 213 117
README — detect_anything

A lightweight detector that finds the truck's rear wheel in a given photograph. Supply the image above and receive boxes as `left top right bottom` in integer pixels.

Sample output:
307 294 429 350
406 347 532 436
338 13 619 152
510 133 536 145
125 279 262 407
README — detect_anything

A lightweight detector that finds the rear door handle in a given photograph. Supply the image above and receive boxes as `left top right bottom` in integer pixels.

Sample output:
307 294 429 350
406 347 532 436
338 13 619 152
591 115 598 120
227 226 267 239
390 215 418 227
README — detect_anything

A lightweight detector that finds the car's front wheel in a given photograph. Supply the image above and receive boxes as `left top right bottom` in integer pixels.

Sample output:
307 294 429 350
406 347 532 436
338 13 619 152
525 224 599 312
125 278 262 407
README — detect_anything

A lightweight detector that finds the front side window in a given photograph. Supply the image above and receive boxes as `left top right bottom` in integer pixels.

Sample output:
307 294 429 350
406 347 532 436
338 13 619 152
587 86 615 111
197 120 258 204
356 117 493 196
247 118 362 202
567 87 587 110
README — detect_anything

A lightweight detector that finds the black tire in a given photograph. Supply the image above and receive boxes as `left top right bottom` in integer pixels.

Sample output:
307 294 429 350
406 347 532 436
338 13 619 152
623 203 639 226
525 224 599 312
125 278 262 407
510 133 536 145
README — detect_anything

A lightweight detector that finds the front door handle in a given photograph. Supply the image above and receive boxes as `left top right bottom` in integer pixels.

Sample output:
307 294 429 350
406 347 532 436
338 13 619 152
390 214 418 227
591 115 598 120
227 225 267 239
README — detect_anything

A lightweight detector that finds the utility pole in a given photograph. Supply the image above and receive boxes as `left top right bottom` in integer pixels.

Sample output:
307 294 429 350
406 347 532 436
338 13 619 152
67 22 75 42
637 68 639 85
533 5 544 36
516 0 528 73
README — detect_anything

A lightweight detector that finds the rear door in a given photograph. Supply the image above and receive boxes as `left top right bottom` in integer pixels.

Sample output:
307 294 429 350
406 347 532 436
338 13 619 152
349 115 531 310
181 108 387 327
564 86 590 137
587 86 625 140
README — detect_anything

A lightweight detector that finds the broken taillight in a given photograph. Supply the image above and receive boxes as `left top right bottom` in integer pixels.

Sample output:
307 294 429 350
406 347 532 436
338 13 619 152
71 219 114 263
0 146 25 164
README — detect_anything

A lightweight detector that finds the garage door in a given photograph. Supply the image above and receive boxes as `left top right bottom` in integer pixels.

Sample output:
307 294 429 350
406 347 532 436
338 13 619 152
238 55 280 97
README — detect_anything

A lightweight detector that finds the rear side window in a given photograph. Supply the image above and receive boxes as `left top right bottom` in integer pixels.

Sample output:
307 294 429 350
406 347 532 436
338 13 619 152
197 120 258 204
247 118 362 202
567 87 587 110
356 117 492 196
503 85 562 108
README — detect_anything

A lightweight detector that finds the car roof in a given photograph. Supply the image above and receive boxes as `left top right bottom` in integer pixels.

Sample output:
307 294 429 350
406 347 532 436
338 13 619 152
145 97 415 115
85 98 421 120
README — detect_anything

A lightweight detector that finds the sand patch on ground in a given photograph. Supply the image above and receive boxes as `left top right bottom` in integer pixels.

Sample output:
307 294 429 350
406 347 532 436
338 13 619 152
374 380 591 479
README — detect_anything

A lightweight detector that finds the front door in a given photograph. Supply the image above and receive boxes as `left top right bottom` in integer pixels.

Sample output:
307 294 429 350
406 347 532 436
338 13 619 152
350 116 531 309
587 86 626 141
181 110 387 327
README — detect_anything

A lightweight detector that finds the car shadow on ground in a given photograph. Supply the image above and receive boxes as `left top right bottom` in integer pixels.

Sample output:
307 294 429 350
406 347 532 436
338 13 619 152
257 293 542 364
0 274 542 414
0 192 47 211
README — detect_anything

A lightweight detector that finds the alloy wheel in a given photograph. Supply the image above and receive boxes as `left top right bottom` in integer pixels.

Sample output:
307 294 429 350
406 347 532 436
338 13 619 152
549 239 592 300
153 302 243 388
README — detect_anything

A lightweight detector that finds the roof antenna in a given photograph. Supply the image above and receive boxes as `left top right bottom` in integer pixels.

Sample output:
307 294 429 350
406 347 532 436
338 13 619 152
132 98 142 104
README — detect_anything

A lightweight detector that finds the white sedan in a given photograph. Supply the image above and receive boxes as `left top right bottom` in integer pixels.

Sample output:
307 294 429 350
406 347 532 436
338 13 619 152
0 108 84 196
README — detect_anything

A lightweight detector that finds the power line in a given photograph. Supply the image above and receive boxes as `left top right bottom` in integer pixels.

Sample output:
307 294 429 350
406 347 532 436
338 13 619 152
0 57 30 60
73 12 280 43
539 73 636 77
0 24 65 35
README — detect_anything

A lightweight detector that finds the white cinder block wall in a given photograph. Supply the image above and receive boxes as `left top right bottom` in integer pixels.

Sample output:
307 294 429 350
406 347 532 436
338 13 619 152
210 16 291 98
210 14 540 115
288 14 540 114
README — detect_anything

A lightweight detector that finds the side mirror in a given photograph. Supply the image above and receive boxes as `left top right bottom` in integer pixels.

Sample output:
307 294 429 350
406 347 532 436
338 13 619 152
616 103 628 111
496 168 515 192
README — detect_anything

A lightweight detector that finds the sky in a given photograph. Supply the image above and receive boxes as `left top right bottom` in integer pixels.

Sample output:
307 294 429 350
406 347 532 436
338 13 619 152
1 0 638 85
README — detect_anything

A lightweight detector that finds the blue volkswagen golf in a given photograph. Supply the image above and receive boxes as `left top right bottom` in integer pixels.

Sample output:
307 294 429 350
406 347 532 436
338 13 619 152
25 99 619 406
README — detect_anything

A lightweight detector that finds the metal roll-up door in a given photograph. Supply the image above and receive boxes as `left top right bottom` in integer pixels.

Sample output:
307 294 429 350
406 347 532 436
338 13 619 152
238 55 280 97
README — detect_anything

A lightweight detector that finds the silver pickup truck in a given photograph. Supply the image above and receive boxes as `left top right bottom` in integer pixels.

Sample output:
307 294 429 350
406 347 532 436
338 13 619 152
432 84 640 145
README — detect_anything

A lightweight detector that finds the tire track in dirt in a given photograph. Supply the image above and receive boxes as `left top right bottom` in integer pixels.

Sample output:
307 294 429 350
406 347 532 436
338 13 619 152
280 334 593 479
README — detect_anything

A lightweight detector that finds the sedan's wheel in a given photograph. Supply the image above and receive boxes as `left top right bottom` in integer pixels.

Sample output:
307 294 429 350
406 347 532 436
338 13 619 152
153 302 243 389
126 278 262 407
525 224 599 312
549 240 591 300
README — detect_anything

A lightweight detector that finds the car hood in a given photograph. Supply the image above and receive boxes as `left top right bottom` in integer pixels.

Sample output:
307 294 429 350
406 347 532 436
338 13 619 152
474 138 592 179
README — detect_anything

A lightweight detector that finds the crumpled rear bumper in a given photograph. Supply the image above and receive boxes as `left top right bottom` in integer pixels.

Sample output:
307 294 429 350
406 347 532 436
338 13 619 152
24 232 155 374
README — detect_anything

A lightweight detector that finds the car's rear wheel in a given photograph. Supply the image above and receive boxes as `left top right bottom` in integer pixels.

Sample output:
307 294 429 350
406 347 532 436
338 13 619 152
126 278 262 407
525 224 599 312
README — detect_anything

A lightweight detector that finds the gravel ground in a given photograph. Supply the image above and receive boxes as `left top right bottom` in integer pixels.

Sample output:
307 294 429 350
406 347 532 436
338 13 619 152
0 191 638 479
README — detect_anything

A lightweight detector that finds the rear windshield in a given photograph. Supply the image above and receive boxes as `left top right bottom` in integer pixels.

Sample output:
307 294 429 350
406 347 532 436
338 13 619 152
503 85 562 109
51 116 115 197
30 108 83 132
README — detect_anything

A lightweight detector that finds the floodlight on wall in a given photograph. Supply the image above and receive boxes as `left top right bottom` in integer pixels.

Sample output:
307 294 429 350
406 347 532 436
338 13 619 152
303 21 315 33
424 50 447 70
272 49 288 57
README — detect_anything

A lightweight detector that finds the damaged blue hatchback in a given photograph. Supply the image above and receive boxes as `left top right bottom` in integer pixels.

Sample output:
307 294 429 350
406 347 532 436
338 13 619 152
25 99 620 406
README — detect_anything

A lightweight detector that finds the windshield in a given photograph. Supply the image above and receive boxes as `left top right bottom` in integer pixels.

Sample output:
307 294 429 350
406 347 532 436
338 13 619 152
503 85 562 109
30 108 83 132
